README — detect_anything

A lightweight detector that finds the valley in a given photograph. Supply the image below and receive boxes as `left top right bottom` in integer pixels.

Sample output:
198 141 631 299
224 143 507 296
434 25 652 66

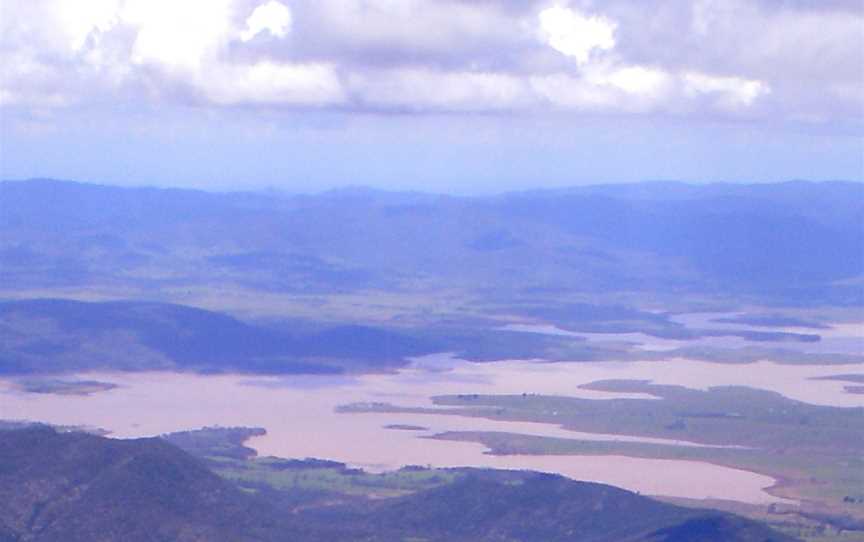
1 179 862 541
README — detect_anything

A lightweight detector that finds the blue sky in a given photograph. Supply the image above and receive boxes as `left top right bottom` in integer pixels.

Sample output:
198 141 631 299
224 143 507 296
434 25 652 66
1 0 862 193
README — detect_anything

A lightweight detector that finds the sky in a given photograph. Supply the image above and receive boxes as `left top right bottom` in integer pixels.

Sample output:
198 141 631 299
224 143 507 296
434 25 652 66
0 0 862 194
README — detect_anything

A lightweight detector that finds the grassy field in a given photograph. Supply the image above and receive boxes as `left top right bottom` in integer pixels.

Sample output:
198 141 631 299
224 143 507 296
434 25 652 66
161 426 461 499
214 457 460 498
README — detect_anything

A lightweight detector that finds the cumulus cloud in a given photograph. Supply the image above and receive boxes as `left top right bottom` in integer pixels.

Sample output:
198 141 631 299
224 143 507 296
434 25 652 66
241 1 292 42
205 62 344 105
597 66 671 97
683 72 770 109
348 68 529 112
537 5 617 65
295 0 529 62
123 0 234 70
530 73 618 110
56 0 122 51
0 0 858 121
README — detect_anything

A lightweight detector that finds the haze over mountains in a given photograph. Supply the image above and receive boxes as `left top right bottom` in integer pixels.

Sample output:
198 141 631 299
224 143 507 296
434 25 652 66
2 178 861 377
2 179 862 306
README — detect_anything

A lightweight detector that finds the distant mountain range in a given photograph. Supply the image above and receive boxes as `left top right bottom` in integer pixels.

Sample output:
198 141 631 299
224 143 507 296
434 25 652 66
0 426 799 542
2 178 861 306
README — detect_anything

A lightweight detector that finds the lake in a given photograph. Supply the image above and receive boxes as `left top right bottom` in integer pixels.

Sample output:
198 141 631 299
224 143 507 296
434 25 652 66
2 349 860 504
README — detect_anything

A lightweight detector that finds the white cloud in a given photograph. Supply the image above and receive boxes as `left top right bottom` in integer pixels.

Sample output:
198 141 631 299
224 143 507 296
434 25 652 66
588 65 672 97
56 0 122 50
241 1 293 42
534 7 673 110
308 0 522 56
529 66 673 112
530 73 617 110
349 68 529 111
0 0 853 121
538 5 617 65
0 86 70 109
683 72 770 108
204 62 344 106
122 0 234 70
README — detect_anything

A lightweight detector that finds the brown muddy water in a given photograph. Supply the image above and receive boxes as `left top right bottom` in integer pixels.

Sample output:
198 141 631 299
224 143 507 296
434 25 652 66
2 350 861 504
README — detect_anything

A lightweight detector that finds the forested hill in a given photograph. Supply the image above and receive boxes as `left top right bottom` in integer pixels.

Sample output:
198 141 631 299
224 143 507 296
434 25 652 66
0 426 799 542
